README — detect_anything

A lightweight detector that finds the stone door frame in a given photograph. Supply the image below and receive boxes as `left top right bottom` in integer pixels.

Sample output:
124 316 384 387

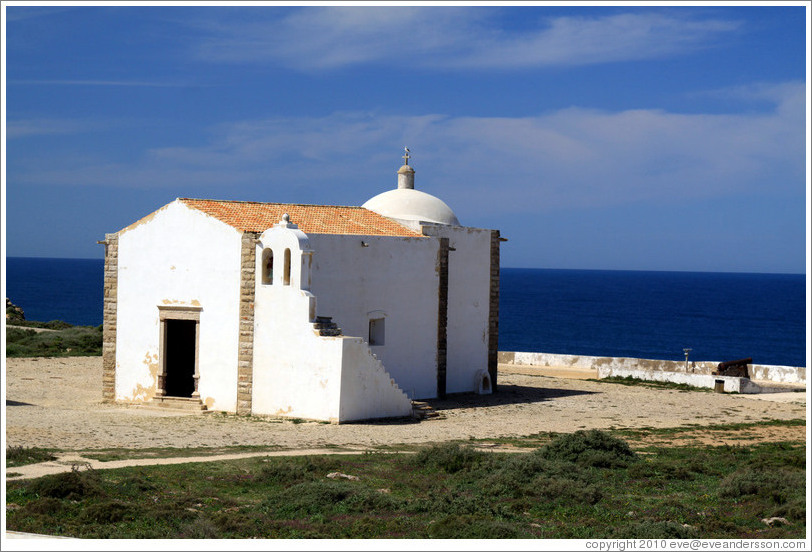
156 305 202 399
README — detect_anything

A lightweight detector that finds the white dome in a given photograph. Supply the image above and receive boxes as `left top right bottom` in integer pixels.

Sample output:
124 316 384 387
362 188 460 226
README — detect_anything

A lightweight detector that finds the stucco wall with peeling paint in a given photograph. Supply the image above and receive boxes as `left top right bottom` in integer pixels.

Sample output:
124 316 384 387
116 201 242 409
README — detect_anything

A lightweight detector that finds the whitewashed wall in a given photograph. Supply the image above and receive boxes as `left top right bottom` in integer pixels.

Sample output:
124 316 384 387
252 224 411 421
594 367 764 393
499 351 806 385
308 234 441 399
116 200 242 410
339 337 414 421
436 226 493 394
252 284 345 420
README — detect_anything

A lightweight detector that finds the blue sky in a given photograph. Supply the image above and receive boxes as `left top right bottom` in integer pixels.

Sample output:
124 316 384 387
2 2 809 273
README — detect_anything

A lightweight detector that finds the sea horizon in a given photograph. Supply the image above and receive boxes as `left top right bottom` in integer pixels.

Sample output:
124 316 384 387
5 257 807 368
5 255 807 277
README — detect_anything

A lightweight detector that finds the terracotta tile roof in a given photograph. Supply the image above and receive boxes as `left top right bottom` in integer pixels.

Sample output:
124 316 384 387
178 198 422 237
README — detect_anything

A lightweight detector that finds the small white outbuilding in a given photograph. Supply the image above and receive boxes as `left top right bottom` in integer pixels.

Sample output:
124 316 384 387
101 155 502 422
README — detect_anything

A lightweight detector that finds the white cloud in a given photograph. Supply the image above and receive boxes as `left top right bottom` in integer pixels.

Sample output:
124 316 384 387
13 81 804 223
6 118 108 138
447 12 740 68
189 8 740 70
9 79 196 87
4 6 77 22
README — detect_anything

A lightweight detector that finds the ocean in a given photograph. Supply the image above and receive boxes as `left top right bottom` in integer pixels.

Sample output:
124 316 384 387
5 257 807 367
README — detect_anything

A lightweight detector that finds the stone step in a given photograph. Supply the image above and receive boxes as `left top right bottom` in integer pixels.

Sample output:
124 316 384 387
411 401 441 420
148 396 208 411
314 315 342 336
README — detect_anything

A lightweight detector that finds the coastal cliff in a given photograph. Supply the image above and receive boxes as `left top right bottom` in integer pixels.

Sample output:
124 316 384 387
6 297 25 322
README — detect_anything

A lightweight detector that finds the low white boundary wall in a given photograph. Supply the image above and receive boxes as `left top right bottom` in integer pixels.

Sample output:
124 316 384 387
498 351 806 385
593 367 762 393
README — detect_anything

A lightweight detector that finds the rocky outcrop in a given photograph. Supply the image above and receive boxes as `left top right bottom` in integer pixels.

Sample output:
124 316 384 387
6 298 25 322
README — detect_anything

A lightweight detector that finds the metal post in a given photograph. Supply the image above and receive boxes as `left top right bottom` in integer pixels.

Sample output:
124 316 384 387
683 348 692 371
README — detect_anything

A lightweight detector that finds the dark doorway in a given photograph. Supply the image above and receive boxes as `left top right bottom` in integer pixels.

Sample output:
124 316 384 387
164 319 196 398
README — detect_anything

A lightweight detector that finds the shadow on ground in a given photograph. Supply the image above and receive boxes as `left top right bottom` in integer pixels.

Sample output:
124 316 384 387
6 399 35 407
357 385 600 427
431 384 599 411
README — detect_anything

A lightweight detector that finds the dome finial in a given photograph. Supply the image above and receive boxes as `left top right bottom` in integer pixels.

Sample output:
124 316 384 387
397 147 415 189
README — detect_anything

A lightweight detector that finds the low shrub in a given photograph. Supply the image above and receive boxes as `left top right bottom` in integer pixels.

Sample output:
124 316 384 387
526 476 603 505
79 500 141 523
5 324 102 357
23 497 64 516
212 508 262 536
272 480 355 516
342 487 403 513
538 430 637 468
178 516 221 539
410 489 492 516
6 446 56 467
747 442 807 470
719 467 804 504
271 478 404 518
28 467 104 500
427 514 522 539
770 498 806 522
257 456 342 486
413 443 489 473
497 452 584 482
144 500 200 523
613 520 698 539
117 472 159 493
480 453 602 506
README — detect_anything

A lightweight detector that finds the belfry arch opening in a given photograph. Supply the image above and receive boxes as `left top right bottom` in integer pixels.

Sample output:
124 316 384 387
261 248 273 285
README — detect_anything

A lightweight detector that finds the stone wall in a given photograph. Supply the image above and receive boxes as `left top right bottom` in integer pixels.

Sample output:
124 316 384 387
237 231 258 415
436 237 449 398
101 233 119 403
488 230 501 391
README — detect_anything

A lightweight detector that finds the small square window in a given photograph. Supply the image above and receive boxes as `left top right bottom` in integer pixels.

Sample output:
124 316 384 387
369 318 385 346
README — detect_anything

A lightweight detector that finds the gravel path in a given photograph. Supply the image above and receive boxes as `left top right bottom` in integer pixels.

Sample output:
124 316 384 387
5 357 806 453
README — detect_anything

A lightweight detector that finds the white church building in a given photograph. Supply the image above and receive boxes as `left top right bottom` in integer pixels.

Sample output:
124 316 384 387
100 153 502 422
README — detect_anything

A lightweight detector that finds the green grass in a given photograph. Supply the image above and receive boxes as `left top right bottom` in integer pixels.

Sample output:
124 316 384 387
78 445 285 462
5 322 102 357
6 446 57 467
5 431 805 539
461 419 806 450
591 376 713 392
610 418 806 440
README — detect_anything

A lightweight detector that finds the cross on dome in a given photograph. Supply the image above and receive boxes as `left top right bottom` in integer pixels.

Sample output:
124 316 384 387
402 147 411 166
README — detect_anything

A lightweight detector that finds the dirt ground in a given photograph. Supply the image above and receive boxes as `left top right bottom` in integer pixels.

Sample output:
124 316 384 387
4 357 806 454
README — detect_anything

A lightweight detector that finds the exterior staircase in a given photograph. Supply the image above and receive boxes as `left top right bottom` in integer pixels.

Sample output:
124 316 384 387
312 314 414 421
313 316 342 337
